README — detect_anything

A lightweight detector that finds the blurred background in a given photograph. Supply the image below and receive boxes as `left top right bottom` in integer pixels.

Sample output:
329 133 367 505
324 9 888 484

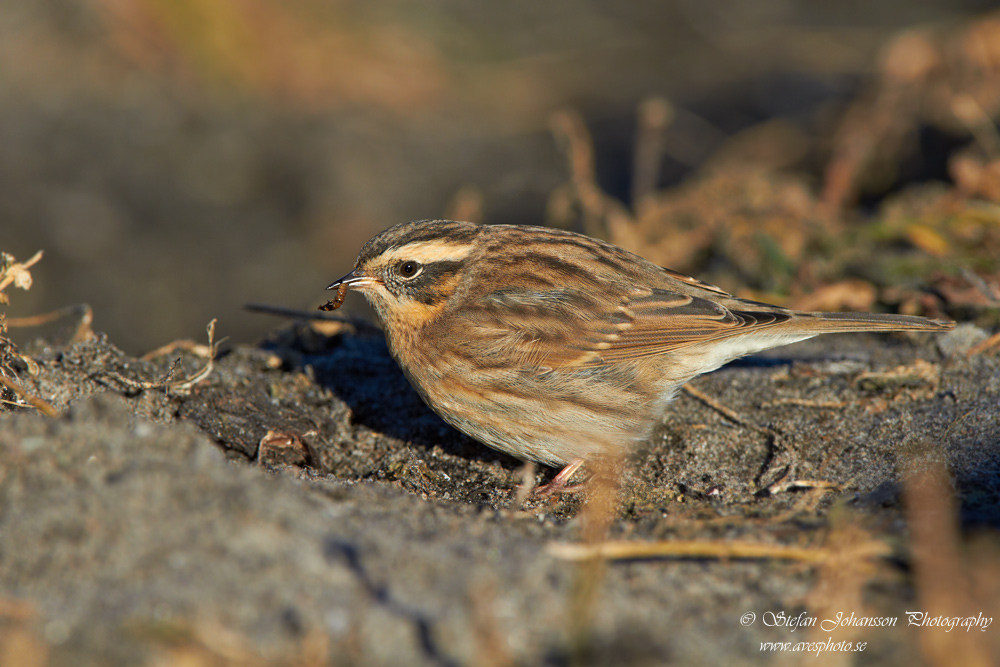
2 0 999 353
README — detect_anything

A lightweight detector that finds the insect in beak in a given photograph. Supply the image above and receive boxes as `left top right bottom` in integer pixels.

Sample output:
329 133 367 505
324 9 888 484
320 269 378 311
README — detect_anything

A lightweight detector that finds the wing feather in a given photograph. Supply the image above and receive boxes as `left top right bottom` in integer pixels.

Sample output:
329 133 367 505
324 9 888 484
455 284 793 369
590 292 792 364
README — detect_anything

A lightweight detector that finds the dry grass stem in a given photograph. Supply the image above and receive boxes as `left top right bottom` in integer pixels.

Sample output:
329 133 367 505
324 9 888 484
966 331 1000 356
760 398 848 409
567 455 622 661
904 448 991 667
98 320 221 396
0 375 59 417
631 97 674 213
244 304 377 338
682 383 771 433
548 536 890 564
549 108 634 240
854 359 940 394
767 479 842 494
5 304 95 344
6 303 89 328
162 319 221 395
804 512 888 667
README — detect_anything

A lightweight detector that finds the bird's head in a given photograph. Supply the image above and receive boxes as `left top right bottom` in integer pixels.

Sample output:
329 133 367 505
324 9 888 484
324 220 483 330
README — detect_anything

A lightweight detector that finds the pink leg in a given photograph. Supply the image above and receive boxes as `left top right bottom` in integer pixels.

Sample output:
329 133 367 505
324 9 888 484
533 458 587 498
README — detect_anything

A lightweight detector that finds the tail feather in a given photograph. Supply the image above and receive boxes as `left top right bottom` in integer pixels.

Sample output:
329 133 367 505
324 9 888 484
795 311 955 333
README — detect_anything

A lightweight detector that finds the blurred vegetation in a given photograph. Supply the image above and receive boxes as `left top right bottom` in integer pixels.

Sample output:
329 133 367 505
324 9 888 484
1 0 998 353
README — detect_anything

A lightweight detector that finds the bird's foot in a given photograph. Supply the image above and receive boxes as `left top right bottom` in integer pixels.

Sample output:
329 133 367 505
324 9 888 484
532 458 587 498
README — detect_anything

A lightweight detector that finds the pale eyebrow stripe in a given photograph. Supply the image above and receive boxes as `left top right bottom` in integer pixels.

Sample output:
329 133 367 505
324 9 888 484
383 241 475 264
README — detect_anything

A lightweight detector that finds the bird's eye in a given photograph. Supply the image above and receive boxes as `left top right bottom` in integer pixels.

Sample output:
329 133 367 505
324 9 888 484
396 260 422 278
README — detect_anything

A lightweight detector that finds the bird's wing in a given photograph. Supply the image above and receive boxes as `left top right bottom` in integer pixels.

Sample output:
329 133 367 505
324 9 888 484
459 284 791 369
575 288 792 365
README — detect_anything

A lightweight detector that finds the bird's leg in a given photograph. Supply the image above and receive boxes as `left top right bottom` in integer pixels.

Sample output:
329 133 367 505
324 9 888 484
532 458 587 498
511 461 538 507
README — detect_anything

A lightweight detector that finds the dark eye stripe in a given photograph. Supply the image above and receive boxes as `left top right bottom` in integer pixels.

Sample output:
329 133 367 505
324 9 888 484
419 260 463 281
403 260 464 305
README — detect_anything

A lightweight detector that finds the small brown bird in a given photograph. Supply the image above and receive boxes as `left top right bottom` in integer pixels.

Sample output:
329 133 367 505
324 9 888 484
323 220 954 490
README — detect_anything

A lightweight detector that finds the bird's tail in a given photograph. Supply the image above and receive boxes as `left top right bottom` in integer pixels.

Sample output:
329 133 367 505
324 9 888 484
791 311 955 334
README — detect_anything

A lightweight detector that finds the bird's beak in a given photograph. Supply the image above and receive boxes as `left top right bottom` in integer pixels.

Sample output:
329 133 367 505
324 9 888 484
326 268 379 291
320 268 377 311
326 269 360 291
